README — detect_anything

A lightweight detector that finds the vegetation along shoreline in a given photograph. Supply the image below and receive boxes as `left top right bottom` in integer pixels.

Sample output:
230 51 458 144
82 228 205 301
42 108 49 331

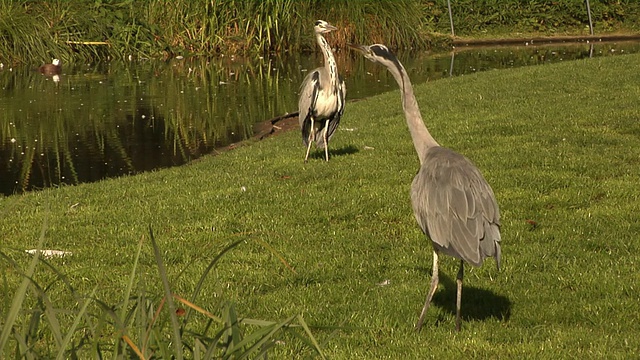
1 0 639 64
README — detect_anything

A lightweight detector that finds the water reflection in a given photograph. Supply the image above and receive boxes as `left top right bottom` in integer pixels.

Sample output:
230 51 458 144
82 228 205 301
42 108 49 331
1 41 639 196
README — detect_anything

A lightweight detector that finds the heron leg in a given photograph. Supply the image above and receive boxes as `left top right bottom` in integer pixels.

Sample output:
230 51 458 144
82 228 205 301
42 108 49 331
415 251 439 331
304 118 315 162
323 119 330 161
455 260 464 332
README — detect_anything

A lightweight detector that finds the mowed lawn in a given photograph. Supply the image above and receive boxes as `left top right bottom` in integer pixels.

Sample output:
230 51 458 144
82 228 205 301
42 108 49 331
2 52 639 358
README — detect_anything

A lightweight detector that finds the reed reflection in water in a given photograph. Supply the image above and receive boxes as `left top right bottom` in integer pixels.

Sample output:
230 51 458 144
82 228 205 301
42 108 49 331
0 56 299 195
1 40 639 196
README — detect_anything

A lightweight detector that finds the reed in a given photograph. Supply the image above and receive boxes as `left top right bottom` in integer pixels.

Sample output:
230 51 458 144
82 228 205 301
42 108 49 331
0 57 295 195
3 0 637 64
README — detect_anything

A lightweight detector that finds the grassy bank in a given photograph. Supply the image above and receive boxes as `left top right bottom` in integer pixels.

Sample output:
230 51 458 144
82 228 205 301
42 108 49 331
1 0 639 64
430 0 640 37
0 0 427 64
2 50 640 357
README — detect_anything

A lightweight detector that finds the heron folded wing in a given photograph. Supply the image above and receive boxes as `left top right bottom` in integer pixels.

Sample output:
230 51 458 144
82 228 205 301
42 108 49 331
412 147 500 267
331 78 347 135
317 78 347 148
299 70 321 145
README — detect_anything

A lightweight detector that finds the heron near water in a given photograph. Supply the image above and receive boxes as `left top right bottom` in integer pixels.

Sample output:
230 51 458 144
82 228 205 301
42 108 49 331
298 20 346 162
348 43 502 331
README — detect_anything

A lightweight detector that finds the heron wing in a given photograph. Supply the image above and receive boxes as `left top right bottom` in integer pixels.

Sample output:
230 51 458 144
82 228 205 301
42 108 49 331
316 77 347 147
323 76 346 143
299 69 321 146
313 75 346 148
411 146 501 268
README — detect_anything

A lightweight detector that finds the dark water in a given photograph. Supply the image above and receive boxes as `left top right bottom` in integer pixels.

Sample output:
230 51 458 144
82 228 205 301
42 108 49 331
1 41 639 196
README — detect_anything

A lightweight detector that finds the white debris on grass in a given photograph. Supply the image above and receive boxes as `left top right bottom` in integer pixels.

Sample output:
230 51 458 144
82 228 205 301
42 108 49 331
25 249 73 258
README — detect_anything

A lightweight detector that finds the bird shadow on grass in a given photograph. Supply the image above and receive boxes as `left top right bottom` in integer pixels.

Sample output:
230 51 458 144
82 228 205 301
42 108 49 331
308 144 359 160
428 271 512 324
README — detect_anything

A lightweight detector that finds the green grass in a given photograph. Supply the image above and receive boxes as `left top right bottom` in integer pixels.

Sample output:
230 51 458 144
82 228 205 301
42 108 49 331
2 53 640 358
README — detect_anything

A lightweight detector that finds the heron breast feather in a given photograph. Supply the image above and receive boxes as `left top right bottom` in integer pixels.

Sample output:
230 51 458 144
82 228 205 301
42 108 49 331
312 89 340 118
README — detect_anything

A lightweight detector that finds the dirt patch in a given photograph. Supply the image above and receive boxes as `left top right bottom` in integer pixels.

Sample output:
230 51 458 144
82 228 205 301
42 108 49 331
253 112 300 140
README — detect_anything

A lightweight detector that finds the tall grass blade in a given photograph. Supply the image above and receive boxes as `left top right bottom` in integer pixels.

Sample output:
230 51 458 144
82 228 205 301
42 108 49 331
10 332 31 360
149 225 183 360
295 314 326 359
55 286 97 360
255 238 297 274
184 238 244 326
113 234 145 356
0 210 48 351
37 288 64 347
222 302 243 358
122 235 144 321
122 334 145 360
234 315 297 359
30 258 81 350
0 271 6 328
173 294 222 323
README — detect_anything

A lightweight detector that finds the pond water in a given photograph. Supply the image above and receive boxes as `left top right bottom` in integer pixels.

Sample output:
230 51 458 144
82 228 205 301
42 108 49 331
1 40 639 196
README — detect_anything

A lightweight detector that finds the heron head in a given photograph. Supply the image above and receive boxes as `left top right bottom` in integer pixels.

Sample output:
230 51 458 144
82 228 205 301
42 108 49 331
52 59 61 66
348 43 405 76
347 44 393 63
314 20 337 34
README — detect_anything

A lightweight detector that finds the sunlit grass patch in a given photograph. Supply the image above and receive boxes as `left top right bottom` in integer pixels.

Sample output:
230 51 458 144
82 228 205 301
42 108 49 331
2 53 640 358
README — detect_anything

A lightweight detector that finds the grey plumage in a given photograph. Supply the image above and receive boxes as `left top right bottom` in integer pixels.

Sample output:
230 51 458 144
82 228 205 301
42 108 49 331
298 20 346 162
348 43 501 332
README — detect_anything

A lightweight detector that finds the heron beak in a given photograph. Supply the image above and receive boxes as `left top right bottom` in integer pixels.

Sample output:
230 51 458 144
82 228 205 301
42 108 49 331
346 43 369 54
322 24 338 34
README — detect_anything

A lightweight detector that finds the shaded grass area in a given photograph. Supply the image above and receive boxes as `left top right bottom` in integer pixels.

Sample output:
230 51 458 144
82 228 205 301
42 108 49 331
2 53 640 357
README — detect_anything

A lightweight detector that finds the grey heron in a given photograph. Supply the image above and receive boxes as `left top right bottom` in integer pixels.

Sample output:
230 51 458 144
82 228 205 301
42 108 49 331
298 20 346 162
348 43 501 332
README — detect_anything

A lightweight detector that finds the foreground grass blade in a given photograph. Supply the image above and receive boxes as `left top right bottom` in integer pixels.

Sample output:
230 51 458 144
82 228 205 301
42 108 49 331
234 315 297 359
255 237 297 274
38 286 64 347
222 302 243 358
149 226 184 360
114 234 144 356
295 314 326 359
122 335 145 360
173 294 222 323
0 211 47 351
55 286 97 360
185 238 244 326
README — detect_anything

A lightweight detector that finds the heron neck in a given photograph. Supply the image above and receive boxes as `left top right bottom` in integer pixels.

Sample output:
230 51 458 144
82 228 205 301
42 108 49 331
316 33 339 88
390 61 439 164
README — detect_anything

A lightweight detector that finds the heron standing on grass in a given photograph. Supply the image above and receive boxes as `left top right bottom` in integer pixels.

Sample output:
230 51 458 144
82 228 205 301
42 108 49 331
298 20 346 162
348 43 501 331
